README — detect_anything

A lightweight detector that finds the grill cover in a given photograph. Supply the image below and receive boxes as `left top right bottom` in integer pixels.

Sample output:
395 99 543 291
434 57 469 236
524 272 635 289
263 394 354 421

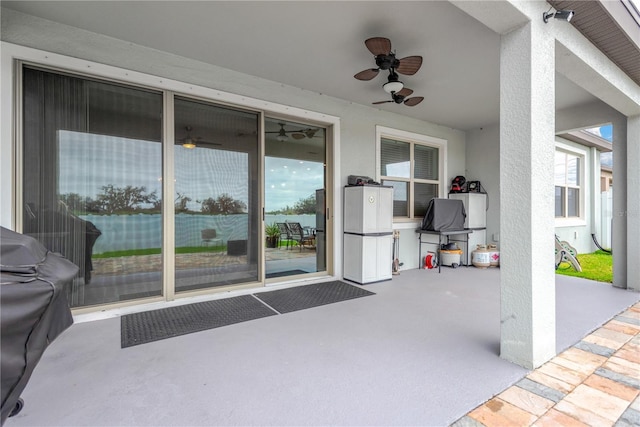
1 227 76 424
420 198 466 231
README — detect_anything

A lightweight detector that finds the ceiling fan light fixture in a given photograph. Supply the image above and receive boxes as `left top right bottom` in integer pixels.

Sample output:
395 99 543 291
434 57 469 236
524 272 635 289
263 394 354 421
182 139 196 149
276 134 288 142
383 80 404 94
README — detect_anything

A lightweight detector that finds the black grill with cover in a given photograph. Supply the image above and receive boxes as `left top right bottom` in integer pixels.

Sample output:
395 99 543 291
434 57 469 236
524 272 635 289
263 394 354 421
0 227 76 425
420 198 466 231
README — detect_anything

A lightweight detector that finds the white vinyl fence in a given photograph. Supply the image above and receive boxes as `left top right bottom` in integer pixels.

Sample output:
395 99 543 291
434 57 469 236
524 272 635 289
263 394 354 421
600 188 613 250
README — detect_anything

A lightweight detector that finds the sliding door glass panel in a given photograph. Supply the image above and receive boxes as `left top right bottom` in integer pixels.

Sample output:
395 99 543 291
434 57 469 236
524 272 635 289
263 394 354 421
265 118 326 279
174 97 259 292
22 66 163 307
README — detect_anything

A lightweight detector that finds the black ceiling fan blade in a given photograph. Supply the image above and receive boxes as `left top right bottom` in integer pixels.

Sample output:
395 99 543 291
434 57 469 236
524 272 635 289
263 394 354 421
396 88 413 97
365 37 391 56
404 96 424 106
372 100 393 105
291 133 306 140
396 56 423 75
354 68 379 81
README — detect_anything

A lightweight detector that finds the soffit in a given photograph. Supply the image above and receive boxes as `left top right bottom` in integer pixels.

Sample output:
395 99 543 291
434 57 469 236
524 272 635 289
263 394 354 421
548 0 640 87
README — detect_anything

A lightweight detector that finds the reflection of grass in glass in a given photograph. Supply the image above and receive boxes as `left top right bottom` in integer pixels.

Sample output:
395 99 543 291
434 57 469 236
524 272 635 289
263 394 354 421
94 245 226 258
555 250 613 283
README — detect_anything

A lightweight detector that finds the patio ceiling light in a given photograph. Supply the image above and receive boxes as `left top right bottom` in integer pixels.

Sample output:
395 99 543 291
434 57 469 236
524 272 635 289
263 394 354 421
383 69 404 94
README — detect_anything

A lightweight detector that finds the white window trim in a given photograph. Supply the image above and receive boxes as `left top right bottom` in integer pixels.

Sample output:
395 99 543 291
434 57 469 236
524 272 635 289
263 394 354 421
555 140 587 227
375 125 447 223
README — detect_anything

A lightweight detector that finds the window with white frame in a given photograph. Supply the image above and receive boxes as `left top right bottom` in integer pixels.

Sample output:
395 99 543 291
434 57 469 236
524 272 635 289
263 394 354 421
555 150 582 218
378 128 445 220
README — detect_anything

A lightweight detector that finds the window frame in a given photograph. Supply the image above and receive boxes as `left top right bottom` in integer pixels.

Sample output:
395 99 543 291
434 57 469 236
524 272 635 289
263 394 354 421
554 142 586 225
376 126 447 222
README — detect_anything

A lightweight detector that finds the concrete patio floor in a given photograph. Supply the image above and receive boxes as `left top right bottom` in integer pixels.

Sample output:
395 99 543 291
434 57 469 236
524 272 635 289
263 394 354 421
5 267 639 426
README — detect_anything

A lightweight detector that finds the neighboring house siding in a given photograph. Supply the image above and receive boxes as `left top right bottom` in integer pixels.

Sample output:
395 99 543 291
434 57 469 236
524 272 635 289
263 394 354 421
554 138 594 254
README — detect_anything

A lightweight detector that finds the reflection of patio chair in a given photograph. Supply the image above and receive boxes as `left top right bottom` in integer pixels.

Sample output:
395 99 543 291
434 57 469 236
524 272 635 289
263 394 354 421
286 222 315 251
277 223 291 250
201 229 223 250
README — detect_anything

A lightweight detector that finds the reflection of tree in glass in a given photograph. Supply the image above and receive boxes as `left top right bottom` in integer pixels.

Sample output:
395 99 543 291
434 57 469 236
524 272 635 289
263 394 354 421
96 185 158 214
293 194 316 214
175 192 192 213
200 193 247 215
59 193 93 213
61 186 160 214
267 193 316 215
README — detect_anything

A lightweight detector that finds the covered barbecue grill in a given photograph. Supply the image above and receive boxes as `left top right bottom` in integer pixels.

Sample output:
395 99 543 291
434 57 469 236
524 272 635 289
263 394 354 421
1 227 76 425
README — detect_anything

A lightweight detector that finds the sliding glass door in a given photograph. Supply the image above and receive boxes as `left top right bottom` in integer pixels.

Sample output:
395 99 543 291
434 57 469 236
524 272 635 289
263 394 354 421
22 66 164 307
173 97 260 292
264 118 326 280
19 65 327 310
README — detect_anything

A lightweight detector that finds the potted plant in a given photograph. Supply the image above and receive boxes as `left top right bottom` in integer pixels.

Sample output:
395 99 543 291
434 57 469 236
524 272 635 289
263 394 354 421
265 222 280 248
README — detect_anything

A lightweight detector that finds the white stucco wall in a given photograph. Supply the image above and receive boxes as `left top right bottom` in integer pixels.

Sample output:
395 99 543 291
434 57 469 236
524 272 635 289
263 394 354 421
0 8 465 274
465 124 500 246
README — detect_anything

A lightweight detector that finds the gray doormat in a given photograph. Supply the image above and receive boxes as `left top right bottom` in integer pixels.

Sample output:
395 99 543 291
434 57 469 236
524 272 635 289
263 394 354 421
253 280 375 314
121 294 276 348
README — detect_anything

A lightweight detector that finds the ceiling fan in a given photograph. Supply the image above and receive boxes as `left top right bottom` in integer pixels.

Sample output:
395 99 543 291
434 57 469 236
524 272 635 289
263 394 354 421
354 37 423 81
354 37 424 105
373 87 424 107
176 126 221 149
266 123 320 141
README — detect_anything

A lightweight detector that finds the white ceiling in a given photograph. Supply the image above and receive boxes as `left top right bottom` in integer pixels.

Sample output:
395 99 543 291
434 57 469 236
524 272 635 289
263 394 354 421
2 1 599 131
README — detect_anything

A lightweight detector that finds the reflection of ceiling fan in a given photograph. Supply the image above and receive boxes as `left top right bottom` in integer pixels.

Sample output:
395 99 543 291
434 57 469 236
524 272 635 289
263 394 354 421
266 123 320 141
373 87 424 107
177 126 221 149
354 37 424 105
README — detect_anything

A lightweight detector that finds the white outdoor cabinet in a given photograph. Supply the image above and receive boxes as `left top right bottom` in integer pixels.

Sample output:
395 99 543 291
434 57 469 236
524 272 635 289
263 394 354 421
343 186 393 284
449 193 487 265
343 234 393 284
343 186 393 234
448 193 487 228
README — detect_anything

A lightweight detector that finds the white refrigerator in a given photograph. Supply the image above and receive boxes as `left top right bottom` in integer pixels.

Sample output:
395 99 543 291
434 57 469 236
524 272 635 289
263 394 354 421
343 185 393 284
448 192 487 265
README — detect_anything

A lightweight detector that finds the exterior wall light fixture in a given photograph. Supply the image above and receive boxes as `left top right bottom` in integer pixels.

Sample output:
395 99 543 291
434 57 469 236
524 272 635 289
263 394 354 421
543 8 575 23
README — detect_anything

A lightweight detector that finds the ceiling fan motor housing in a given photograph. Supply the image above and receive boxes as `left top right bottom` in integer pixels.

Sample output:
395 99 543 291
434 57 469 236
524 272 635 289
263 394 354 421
375 54 400 70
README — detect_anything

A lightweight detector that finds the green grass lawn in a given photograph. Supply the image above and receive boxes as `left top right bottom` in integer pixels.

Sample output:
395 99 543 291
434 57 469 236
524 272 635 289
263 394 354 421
555 250 613 283
93 245 226 258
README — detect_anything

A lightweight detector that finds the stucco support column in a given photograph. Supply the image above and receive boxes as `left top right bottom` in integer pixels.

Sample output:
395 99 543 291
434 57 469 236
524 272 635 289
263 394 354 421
612 118 628 288
500 21 556 369
627 115 640 291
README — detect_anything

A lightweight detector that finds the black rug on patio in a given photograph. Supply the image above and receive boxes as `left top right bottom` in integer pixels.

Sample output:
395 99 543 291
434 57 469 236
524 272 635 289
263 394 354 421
265 269 308 279
121 294 276 348
253 280 375 314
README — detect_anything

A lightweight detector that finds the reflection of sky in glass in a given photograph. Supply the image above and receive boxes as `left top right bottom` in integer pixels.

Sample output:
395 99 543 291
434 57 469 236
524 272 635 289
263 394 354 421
175 146 248 211
59 131 250 211
59 132 324 213
555 151 579 186
386 161 410 178
58 131 162 201
265 157 324 212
